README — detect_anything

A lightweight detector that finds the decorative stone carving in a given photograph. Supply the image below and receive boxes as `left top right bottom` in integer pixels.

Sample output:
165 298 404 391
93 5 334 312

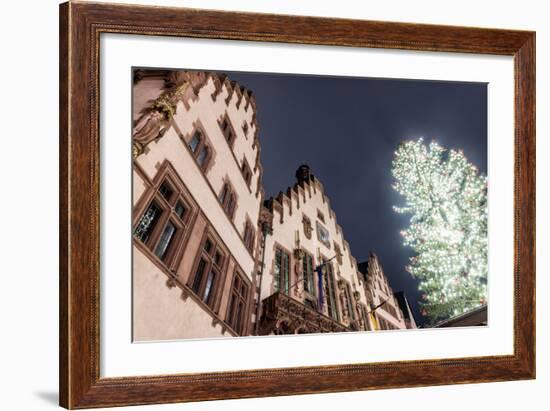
259 292 348 335
293 247 305 260
302 215 313 239
132 78 190 158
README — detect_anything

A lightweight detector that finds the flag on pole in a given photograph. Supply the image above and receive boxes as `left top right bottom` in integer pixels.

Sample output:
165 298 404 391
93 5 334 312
315 265 324 312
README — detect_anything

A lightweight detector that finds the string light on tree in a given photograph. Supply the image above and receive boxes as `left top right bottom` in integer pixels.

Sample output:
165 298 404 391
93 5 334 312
391 138 488 324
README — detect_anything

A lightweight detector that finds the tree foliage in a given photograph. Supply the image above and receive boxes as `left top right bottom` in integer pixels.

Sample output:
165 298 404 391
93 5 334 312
392 138 488 324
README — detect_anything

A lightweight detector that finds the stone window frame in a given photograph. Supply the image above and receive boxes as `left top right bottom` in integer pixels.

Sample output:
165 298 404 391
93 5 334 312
218 177 238 222
186 126 213 172
240 156 253 189
132 161 196 272
179 121 216 176
225 269 252 336
186 226 230 314
218 111 237 148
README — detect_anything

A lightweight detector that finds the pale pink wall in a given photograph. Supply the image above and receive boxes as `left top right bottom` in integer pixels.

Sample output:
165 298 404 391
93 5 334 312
132 71 263 340
262 177 369 326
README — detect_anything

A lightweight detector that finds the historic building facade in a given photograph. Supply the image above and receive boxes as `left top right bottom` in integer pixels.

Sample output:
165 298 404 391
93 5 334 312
131 69 414 341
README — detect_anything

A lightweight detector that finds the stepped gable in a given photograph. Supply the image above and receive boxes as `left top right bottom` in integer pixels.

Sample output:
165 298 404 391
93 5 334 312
263 165 359 271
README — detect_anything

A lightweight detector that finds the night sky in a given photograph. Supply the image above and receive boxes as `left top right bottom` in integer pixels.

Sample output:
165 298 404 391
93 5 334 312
226 71 487 327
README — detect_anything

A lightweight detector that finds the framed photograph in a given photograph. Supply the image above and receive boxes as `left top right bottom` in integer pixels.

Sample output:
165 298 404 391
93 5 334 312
59 2 535 409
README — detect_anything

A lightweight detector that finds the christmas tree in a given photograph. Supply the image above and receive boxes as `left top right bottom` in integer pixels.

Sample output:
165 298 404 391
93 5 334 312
392 138 488 324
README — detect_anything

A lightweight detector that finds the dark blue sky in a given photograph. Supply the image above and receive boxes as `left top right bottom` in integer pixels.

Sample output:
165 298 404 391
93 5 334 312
227 71 487 327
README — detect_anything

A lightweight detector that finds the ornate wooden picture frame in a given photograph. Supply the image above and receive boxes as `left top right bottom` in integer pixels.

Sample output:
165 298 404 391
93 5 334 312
59 1 535 408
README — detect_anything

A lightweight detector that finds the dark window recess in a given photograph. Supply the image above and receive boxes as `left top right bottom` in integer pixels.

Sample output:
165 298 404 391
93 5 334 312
226 272 249 335
134 201 162 243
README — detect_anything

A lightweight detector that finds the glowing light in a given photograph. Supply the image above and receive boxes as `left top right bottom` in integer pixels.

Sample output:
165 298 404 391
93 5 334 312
392 139 488 323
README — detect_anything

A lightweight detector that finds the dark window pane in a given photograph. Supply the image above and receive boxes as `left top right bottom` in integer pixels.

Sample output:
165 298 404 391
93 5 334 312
226 294 236 326
154 221 177 260
203 270 216 305
282 252 289 294
204 239 213 254
192 259 206 293
189 131 201 153
159 182 173 201
302 254 315 296
275 249 290 294
226 194 235 216
235 301 244 333
219 184 228 204
134 202 162 243
197 146 208 167
324 262 339 321
274 249 281 292
174 201 187 220
309 256 315 297
214 251 223 267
